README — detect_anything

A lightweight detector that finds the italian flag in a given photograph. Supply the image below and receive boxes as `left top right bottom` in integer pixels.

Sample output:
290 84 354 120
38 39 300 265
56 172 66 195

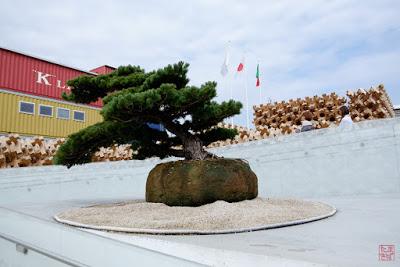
256 64 260 87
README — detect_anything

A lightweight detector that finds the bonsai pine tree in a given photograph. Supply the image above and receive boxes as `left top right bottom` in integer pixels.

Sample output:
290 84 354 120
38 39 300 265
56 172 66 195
55 62 242 168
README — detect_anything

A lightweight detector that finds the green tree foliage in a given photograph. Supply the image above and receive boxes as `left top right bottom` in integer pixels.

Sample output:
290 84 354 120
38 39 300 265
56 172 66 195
55 62 242 167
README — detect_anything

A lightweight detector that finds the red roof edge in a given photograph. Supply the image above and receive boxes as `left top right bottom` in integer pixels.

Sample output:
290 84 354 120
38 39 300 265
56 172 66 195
90 65 116 75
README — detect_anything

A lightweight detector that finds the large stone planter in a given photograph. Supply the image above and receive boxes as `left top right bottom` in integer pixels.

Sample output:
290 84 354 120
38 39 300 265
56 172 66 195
146 158 258 206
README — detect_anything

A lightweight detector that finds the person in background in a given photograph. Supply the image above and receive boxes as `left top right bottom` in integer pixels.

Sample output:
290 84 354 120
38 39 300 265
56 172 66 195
339 105 353 127
300 111 315 132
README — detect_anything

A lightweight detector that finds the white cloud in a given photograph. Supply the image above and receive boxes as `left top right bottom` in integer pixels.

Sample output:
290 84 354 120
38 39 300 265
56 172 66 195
1 0 399 127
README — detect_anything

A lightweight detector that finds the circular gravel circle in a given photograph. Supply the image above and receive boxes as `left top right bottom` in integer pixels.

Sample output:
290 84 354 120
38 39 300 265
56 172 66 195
54 198 336 235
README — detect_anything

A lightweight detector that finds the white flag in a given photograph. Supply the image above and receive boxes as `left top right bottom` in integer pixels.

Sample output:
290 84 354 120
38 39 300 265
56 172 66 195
220 47 229 76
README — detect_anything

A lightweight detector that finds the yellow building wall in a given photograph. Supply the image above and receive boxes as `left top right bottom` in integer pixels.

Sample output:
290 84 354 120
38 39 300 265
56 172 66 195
0 90 102 138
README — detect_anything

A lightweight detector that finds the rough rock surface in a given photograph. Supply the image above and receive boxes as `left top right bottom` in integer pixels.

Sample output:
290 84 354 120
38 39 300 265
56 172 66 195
146 158 258 206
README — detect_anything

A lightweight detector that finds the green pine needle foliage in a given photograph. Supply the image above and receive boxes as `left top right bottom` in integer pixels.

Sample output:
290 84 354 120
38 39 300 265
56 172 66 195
55 62 241 167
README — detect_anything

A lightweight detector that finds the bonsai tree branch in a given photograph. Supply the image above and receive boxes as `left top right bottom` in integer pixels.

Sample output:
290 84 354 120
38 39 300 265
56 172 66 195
56 62 242 166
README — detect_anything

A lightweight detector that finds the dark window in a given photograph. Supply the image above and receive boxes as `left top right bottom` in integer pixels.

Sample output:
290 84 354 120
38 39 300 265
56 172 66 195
19 102 34 114
39 105 53 116
57 108 70 120
73 111 85 121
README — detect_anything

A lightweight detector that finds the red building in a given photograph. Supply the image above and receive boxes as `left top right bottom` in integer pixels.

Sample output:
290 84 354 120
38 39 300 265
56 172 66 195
0 47 115 137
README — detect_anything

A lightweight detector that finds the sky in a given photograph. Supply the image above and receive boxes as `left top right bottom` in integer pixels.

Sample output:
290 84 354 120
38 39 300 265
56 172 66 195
1 0 399 128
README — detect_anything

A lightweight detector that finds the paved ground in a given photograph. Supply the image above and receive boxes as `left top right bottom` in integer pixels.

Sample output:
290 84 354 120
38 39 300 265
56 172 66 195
1 120 400 266
5 193 399 266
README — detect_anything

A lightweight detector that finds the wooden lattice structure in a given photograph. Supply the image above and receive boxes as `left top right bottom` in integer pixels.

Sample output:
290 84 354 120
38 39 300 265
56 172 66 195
0 134 134 169
253 92 347 136
91 144 134 162
347 84 394 122
207 123 264 148
210 85 394 148
0 134 65 168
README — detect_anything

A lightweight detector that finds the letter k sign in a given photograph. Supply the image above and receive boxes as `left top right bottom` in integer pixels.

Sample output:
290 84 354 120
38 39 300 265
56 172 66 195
33 70 55 86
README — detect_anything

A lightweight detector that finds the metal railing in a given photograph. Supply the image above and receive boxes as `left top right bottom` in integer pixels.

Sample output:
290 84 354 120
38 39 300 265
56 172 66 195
0 232 88 267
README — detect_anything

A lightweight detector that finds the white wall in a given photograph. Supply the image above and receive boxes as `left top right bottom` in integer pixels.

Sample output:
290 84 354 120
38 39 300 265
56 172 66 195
211 118 400 197
1 118 400 204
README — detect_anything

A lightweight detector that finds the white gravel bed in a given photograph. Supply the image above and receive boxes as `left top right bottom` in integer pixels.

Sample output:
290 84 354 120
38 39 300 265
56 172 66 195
54 198 336 235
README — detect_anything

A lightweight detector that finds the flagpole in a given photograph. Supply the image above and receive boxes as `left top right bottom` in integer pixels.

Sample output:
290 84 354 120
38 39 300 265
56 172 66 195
225 40 233 126
222 41 234 126
244 59 249 130
228 41 233 126
258 61 262 104
229 72 233 125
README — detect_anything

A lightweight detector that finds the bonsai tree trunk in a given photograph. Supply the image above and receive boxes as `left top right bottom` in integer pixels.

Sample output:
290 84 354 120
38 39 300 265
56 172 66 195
182 135 211 160
164 121 215 160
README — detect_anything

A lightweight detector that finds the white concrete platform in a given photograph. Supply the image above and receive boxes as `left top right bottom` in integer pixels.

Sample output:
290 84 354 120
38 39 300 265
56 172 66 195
1 118 400 266
4 193 399 267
